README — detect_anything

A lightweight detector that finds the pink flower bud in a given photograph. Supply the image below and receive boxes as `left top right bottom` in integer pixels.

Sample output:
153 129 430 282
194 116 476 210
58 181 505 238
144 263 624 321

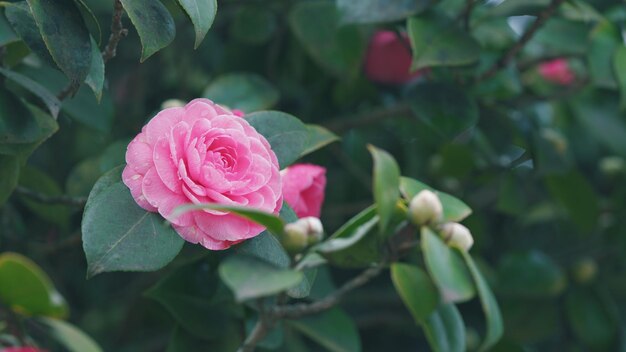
538 59 575 85
364 30 425 84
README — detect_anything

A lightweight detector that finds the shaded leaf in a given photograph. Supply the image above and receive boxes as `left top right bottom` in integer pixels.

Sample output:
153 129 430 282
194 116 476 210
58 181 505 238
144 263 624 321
246 111 309 168
545 171 599 231
85 36 104 101
614 45 626 110
203 73 279 112
4 1 55 66
36 317 102 352
497 251 567 298
337 0 433 24
119 0 176 62
391 263 439 322
0 154 19 204
0 87 39 144
367 145 400 234
288 308 361 352
423 304 466 352
176 0 217 49
566 289 618 350
0 66 61 118
301 124 339 157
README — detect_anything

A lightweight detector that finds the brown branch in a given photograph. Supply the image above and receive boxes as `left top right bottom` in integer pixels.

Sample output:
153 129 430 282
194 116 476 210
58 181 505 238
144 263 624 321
102 0 128 63
475 0 567 82
57 0 127 100
15 186 88 207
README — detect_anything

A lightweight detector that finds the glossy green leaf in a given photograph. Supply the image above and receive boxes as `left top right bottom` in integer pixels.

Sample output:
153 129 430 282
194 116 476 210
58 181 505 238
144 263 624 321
37 317 102 352
0 87 39 144
85 36 104 101
176 0 217 49
0 67 61 118
422 227 475 303
487 0 549 16
82 168 184 278
119 0 175 62
408 82 479 139
565 289 618 350
288 308 361 352
337 0 432 24
289 1 366 78
203 73 279 112
614 45 626 110
367 145 400 234
146 261 242 340
237 231 290 269
173 203 285 236
407 14 481 70
0 154 19 204
18 165 71 228
497 251 567 298
301 124 340 157
0 252 68 318
4 1 55 66
26 0 92 84
462 252 503 351
545 171 599 231
246 111 309 168
73 0 101 44
422 304 466 352
588 20 620 88
218 254 303 302
391 263 439 322
400 177 472 222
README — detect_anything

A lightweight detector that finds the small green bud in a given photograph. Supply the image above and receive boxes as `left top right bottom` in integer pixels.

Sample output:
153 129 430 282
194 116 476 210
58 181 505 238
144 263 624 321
282 217 324 254
409 190 443 226
161 99 186 109
441 222 474 251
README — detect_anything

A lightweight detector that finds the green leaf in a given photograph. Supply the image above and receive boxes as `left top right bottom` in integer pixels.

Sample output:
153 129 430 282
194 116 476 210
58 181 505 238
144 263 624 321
422 304 466 352
85 36 104 101
408 82 479 139
288 308 361 352
487 0 549 16
289 1 366 78
462 252 503 351
4 1 55 66
0 9 18 46
36 317 102 352
202 73 279 112
82 168 184 277
588 20 620 88
246 111 309 168
496 251 567 298
176 0 217 49
0 87 40 144
73 0 101 44
237 231 291 268
146 261 242 340
301 124 340 157
167 325 242 352
119 0 176 62
545 171 599 231
0 252 68 318
614 45 626 110
0 104 59 163
399 177 472 222
367 145 400 234
0 154 19 204
391 263 439 322
337 0 433 24
173 203 285 236
565 289 618 350
218 254 303 302
407 13 481 70
26 0 92 84
421 227 475 303
65 156 102 197
18 165 71 229
0 67 61 118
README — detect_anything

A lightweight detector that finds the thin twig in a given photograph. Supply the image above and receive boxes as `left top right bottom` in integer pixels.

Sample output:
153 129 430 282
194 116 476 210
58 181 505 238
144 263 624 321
102 0 128 63
475 0 567 82
457 0 477 30
56 0 127 100
15 186 87 207
271 264 385 319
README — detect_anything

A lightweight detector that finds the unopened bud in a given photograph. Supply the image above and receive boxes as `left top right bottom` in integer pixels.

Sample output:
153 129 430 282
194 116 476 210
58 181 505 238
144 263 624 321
409 190 443 225
161 99 186 109
441 222 474 251
282 217 324 254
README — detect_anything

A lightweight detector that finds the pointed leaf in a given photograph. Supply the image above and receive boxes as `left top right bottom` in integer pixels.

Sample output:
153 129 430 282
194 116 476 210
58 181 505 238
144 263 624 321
367 145 400 234
202 73 279 112
0 67 61 118
36 317 102 352
301 124 339 156
288 308 361 352
119 0 175 62
423 304 466 352
176 0 217 49
391 263 439 322
246 111 309 168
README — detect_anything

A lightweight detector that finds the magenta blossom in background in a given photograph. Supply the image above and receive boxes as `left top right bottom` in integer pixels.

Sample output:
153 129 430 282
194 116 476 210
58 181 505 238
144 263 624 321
2 347 47 352
364 30 424 84
281 163 326 218
232 109 245 117
538 59 575 85
123 98 283 250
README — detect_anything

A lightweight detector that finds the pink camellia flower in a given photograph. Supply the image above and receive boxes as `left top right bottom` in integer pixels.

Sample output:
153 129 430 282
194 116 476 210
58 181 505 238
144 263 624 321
232 109 245 117
281 164 326 218
538 59 575 85
364 30 424 84
2 347 47 352
122 98 283 250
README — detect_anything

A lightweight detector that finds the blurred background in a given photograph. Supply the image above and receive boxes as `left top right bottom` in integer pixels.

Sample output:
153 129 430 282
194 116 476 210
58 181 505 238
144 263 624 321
2 0 626 350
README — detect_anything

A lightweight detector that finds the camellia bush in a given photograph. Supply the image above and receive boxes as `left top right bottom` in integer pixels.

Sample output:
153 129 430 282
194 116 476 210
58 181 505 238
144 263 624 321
1 0 626 351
